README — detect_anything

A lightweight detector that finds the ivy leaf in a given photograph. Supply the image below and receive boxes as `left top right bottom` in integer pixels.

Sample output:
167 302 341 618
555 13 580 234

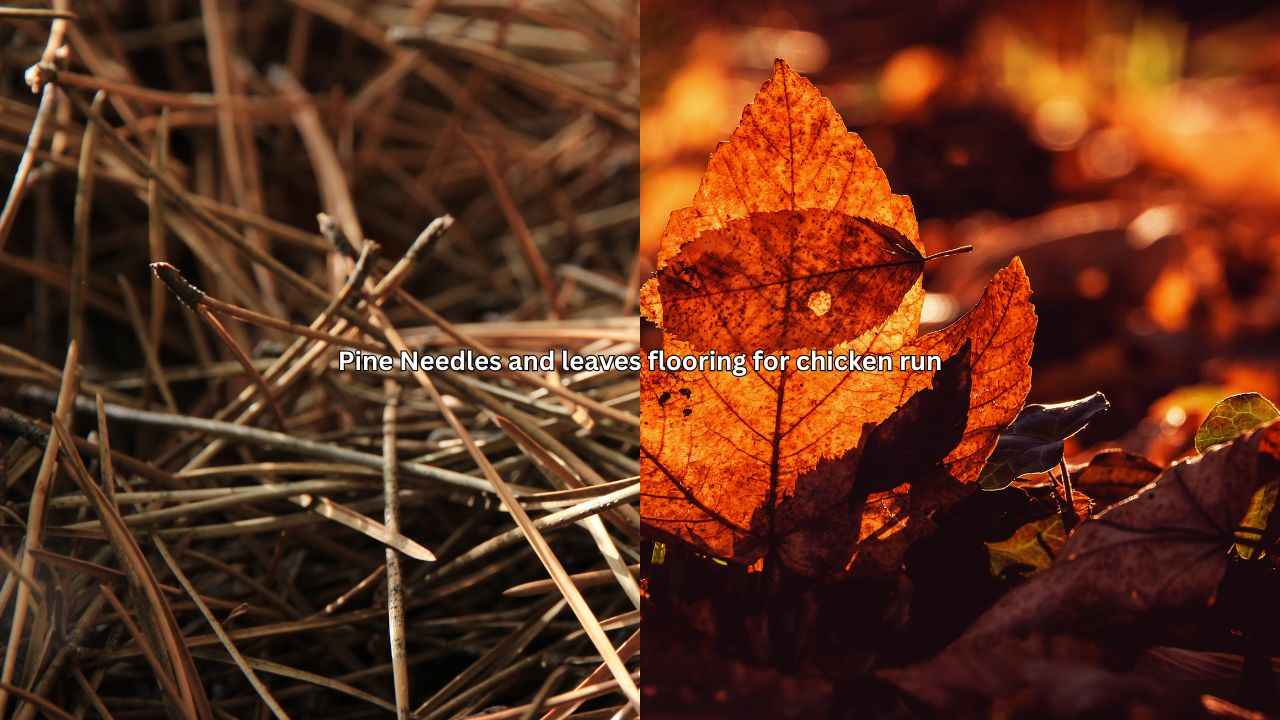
1234 481 1279 560
978 392 1110 491
983 489 1093 579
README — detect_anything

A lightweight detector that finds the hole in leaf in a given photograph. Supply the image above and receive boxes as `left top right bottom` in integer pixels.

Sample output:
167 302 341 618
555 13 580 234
807 290 832 317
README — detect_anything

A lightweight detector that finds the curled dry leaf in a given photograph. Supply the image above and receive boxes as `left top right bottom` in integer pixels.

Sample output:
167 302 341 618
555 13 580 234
648 208 923 354
640 59 1037 578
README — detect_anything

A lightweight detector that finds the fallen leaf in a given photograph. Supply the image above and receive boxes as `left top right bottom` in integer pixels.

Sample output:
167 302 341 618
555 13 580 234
770 345 972 578
642 259 1036 576
985 515 1067 577
1195 392 1279 454
855 343 973 495
983 489 1092 578
881 633 1196 716
648 209 924 354
641 57 927 357
1193 392 1280 559
978 392 1110 490
1072 450 1162 506
1232 480 1278 560
960 420 1280 641
640 59 1037 579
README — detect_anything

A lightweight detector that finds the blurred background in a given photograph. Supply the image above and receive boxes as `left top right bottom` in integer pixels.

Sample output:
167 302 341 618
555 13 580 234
641 0 1280 467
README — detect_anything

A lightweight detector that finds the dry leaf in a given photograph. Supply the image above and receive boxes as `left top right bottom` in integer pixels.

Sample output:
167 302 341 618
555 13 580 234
640 60 1037 578
770 345 972 577
1193 392 1280 558
960 421 1279 642
641 58 927 356
881 633 1193 716
1073 450 1162 506
1195 392 1280 454
885 419 1280 713
641 219 1035 580
985 515 1068 577
984 489 1092 578
647 208 923 354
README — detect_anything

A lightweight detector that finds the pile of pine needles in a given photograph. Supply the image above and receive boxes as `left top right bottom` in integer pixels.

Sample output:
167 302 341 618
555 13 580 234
0 2 638 718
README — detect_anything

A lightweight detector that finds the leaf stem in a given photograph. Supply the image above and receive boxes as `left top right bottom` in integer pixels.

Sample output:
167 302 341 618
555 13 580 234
922 244 975 262
1059 457 1078 530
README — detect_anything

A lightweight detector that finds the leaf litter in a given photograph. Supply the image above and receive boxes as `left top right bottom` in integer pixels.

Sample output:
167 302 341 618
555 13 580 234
642 57 1280 720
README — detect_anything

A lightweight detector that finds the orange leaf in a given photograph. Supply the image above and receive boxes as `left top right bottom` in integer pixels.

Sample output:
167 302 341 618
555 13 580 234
647 208 923 354
640 60 1038 578
642 58 927 356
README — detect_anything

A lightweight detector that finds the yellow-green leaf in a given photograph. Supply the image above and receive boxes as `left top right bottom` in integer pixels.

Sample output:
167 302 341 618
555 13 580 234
651 541 666 565
1194 392 1280 559
985 515 1066 577
1235 479 1278 560
1194 392 1279 454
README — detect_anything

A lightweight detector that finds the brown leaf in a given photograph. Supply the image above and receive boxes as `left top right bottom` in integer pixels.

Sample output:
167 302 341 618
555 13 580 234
852 342 973 495
1073 449 1162 506
958 420 1280 642
881 633 1194 716
884 426 1280 713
